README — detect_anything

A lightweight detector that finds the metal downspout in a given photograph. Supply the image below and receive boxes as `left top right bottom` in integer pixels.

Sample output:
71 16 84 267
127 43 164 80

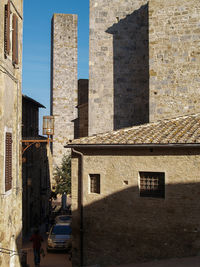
72 148 84 266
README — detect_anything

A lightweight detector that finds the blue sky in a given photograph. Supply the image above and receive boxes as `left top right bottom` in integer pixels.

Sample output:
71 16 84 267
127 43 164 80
22 0 89 131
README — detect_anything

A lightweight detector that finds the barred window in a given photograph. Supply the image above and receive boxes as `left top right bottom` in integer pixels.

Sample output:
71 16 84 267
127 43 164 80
89 174 100 194
5 132 12 192
139 172 165 198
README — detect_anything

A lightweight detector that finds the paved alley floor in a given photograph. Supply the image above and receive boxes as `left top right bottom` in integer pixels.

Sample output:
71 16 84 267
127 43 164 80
107 255 200 267
22 237 72 267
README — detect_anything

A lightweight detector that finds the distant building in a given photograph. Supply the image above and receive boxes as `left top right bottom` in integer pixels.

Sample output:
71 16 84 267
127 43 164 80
22 95 50 235
0 0 23 266
50 14 89 171
50 14 78 169
77 79 88 138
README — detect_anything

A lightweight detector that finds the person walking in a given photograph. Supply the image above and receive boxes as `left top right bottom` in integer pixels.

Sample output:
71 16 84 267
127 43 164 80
30 229 43 266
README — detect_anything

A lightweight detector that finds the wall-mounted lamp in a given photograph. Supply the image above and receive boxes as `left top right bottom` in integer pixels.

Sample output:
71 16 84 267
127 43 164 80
21 115 54 155
43 116 54 136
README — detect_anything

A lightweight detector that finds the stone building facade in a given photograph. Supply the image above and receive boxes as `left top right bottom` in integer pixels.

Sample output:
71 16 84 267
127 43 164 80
0 0 23 266
68 114 200 267
22 95 50 236
51 14 78 169
89 0 200 135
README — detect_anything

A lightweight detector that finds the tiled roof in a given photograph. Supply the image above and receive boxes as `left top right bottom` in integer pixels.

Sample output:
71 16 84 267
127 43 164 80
68 113 200 145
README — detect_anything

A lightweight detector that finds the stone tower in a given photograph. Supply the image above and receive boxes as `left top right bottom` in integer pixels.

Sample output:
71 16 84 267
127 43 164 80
89 0 200 136
51 14 78 168
89 0 149 136
149 0 200 122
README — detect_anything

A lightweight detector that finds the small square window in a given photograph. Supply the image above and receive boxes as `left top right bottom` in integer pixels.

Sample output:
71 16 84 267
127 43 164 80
139 172 165 198
89 174 100 194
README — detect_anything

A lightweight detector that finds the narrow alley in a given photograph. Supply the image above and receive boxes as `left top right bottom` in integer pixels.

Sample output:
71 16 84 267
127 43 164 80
23 234 72 267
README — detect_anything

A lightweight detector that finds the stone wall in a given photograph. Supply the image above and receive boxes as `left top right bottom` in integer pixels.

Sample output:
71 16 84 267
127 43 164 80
72 147 200 266
149 0 200 122
51 14 78 169
0 0 23 266
89 0 149 136
78 79 88 138
89 0 200 135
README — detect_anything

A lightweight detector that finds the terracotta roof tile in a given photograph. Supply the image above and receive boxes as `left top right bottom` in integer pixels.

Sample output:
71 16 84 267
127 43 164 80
68 113 200 145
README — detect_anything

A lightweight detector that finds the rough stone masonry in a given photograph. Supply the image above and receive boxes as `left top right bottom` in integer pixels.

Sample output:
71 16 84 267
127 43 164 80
51 14 78 169
89 0 200 136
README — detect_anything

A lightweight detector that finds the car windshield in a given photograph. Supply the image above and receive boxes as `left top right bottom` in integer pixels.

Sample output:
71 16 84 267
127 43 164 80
58 216 71 221
51 225 71 235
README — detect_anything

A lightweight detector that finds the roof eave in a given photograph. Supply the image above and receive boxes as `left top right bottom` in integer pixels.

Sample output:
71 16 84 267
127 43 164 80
65 143 200 149
22 94 46 108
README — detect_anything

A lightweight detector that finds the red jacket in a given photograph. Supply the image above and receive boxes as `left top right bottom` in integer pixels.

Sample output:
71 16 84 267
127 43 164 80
30 234 43 250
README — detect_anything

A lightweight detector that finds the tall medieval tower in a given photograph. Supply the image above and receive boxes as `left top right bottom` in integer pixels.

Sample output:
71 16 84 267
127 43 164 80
149 0 200 122
89 0 149 136
51 14 78 168
89 0 200 136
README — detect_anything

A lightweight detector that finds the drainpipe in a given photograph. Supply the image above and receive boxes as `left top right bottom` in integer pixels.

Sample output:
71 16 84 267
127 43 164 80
72 148 84 267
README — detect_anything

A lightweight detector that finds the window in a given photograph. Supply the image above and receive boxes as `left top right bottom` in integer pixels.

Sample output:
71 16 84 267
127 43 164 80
89 174 100 194
4 0 19 65
139 172 165 198
4 0 10 56
12 13 18 65
5 132 12 192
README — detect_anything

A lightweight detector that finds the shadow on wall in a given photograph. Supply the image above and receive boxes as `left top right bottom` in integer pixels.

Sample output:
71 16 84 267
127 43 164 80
22 142 51 236
73 183 200 266
72 151 200 266
73 79 89 139
106 4 149 130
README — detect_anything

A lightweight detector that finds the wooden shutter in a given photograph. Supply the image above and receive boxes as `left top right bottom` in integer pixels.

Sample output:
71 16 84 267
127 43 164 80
12 14 18 65
5 132 12 192
4 0 11 55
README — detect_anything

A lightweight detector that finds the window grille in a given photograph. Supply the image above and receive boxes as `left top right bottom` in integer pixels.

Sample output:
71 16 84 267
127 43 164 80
90 174 100 194
139 172 165 198
5 132 12 191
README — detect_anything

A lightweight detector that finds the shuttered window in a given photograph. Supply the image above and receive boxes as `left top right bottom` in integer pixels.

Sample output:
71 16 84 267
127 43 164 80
5 132 12 192
12 14 18 65
4 0 11 56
